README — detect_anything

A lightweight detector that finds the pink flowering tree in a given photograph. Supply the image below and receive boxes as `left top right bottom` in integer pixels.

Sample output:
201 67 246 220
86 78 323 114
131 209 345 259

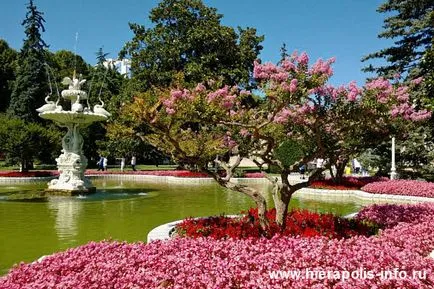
126 51 430 230
318 76 430 182
126 83 271 228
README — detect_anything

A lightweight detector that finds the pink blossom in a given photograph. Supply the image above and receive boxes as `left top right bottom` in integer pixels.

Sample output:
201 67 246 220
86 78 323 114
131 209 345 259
170 89 184 99
165 107 176 115
396 86 409 102
281 58 297 72
239 128 250 137
271 71 289 82
347 81 361 101
411 77 423 85
289 79 298 93
162 99 174 108
309 57 335 76
365 77 392 91
240 90 251 96
297 52 309 65
195 83 206 92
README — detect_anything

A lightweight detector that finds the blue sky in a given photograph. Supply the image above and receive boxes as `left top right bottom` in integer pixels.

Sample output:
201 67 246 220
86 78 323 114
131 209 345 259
0 0 391 86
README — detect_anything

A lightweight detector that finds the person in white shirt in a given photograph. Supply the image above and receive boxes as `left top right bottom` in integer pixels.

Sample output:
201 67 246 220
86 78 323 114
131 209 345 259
103 157 108 171
131 156 137 171
353 158 361 174
120 157 125 172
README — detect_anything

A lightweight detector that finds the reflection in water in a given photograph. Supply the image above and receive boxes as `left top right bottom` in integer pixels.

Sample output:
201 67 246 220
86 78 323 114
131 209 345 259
47 198 82 243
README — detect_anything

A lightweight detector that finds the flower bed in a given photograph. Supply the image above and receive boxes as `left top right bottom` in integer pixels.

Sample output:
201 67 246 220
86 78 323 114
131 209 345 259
85 169 209 178
356 202 434 228
175 208 377 239
361 179 434 198
243 172 266 178
310 176 387 190
2 203 434 288
0 171 57 177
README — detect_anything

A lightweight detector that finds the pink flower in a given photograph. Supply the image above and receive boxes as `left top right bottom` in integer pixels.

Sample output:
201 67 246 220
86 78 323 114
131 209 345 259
297 52 309 65
411 77 423 85
240 90 251 96
346 81 361 101
240 128 250 137
281 59 297 72
289 79 298 93
170 89 184 99
195 83 206 92
165 107 176 115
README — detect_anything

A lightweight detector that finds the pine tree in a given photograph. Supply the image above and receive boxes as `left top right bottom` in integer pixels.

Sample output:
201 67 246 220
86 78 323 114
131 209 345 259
0 39 18 112
362 0 433 79
8 0 48 122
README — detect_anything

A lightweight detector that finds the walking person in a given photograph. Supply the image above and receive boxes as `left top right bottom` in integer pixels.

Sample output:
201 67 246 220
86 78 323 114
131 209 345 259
97 156 104 171
120 157 125 172
353 158 361 174
131 155 137 171
103 157 108 171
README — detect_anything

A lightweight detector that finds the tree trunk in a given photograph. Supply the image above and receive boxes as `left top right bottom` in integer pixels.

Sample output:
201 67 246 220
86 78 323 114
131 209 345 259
222 180 269 230
275 171 292 229
208 172 269 231
333 159 348 184
274 168 324 230
20 159 30 173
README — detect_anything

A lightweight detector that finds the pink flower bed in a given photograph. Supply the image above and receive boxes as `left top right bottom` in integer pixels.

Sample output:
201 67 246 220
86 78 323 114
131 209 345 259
87 170 209 178
243 172 266 178
361 179 434 198
2 204 434 288
310 176 388 190
356 203 434 228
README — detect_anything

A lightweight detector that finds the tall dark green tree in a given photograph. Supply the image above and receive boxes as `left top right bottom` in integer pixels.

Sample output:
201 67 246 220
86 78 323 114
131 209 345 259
120 0 263 90
362 0 433 80
8 0 48 122
0 40 18 112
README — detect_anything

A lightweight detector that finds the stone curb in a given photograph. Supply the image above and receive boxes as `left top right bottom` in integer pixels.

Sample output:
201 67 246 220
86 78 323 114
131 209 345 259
0 176 55 183
296 188 434 203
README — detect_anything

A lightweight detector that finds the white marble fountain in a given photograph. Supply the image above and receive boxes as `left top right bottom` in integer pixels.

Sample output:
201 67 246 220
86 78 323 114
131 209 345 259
37 74 110 194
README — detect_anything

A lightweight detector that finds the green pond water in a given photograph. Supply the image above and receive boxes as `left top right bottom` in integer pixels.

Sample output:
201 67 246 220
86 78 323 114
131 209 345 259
0 179 362 275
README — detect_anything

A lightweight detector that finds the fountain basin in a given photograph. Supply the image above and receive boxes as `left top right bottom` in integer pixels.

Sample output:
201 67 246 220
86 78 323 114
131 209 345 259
39 111 107 125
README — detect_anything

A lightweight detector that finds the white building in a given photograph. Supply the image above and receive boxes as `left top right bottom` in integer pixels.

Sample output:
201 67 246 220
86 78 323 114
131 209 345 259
103 58 131 78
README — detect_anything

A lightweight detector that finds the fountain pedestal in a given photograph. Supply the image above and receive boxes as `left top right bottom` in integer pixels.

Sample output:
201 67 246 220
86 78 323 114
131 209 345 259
37 75 109 195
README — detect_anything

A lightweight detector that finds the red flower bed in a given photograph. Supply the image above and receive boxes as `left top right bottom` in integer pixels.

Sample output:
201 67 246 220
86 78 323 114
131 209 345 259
175 208 377 239
310 176 387 190
0 171 57 177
